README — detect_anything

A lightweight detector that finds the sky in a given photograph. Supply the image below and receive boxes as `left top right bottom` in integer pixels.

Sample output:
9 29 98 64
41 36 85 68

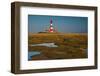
28 15 88 33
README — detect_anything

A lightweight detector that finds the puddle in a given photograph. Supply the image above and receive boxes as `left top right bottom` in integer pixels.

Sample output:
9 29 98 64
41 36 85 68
30 43 58 47
28 51 41 60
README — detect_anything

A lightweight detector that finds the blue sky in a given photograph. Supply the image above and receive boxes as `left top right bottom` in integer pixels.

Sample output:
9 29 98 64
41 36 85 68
28 15 88 33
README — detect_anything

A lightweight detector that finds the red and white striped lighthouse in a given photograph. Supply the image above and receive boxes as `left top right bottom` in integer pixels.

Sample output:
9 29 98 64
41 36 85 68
49 19 54 33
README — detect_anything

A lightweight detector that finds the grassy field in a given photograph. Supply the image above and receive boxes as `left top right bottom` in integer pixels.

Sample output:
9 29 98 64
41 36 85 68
28 33 88 60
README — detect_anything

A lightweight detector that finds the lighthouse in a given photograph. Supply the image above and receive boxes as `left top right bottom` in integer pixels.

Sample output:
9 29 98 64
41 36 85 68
49 19 55 33
43 19 57 33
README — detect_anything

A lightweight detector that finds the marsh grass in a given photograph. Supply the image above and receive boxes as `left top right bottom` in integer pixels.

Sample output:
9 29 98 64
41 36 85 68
28 33 88 60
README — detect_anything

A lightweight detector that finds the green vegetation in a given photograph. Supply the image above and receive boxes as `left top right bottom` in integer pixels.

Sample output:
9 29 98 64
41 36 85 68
28 33 88 60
